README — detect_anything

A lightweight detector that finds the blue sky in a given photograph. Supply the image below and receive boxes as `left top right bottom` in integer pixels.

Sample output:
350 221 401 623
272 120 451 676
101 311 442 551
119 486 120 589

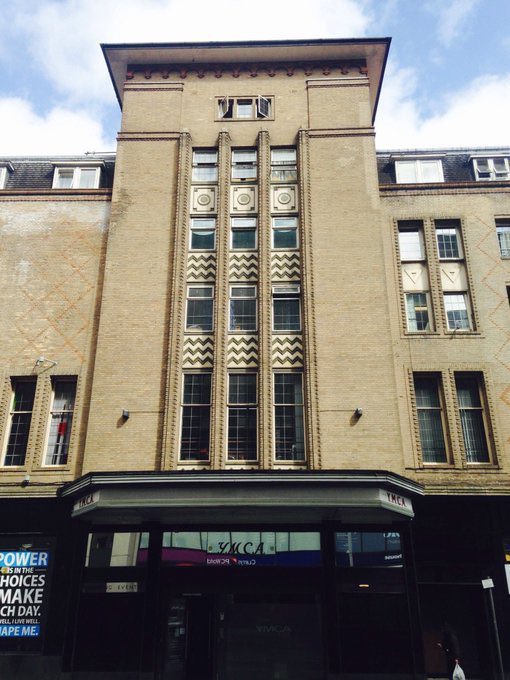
0 0 509 154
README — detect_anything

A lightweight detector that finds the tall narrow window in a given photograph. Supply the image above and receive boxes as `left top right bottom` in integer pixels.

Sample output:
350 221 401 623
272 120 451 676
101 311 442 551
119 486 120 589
180 374 211 461
455 374 490 463
231 150 257 181
405 293 430 332
398 221 432 332
444 293 471 330
273 285 301 332
271 148 297 182
3 379 36 466
231 217 257 250
496 218 510 258
229 286 257 332
274 373 305 461
191 151 218 182
189 218 216 251
45 379 76 465
435 220 462 259
272 217 298 249
227 374 257 461
398 224 425 261
186 286 214 332
413 375 447 463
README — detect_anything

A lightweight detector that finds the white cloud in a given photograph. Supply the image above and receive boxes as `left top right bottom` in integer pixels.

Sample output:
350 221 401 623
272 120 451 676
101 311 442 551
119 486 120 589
376 64 510 149
0 98 113 155
12 0 372 105
425 0 480 46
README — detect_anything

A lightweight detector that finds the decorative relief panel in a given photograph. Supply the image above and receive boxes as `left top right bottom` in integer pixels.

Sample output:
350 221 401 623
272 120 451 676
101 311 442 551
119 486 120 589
440 262 468 291
229 253 258 281
270 252 301 281
182 336 214 368
401 262 430 292
231 186 257 213
271 185 298 212
227 336 258 368
191 187 217 213
272 336 303 367
186 253 217 282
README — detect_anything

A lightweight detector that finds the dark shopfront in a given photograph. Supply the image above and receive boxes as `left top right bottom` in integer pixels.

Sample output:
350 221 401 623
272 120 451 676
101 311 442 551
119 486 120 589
58 471 423 680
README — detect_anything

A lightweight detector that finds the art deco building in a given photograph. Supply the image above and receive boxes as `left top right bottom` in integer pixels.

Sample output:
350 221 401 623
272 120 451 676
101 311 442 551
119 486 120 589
0 38 509 680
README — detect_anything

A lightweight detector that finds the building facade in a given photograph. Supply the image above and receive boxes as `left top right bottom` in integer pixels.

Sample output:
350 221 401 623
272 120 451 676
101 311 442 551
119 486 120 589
0 39 509 679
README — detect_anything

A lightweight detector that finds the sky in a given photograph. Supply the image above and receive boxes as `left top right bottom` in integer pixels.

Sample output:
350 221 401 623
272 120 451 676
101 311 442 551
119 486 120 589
0 0 509 154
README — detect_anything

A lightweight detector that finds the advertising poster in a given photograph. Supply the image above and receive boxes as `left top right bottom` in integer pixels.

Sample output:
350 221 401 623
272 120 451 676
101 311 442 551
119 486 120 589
0 536 55 649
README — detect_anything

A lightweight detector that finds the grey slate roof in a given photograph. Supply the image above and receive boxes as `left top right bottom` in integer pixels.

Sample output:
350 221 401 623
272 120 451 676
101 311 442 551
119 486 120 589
0 155 115 190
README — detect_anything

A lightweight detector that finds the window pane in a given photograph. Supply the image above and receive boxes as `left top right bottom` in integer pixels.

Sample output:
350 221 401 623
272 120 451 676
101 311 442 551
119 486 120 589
420 160 443 182
186 299 213 331
399 230 424 260
183 374 211 404
78 168 97 188
181 375 211 461
4 380 36 466
190 229 215 250
273 227 297 249
456 376 489 463
414 376 447 463
496 222 510 257
45 379 76 465
232 228 256 249
229 374 257 404
229 299 256 331
405 293 429 331
275 374 303 405
236 100 253 118
395 162 417 183
56 169 74 188
444 294 470 330
274 406 305 461
273 298 300 331
436 228 460 259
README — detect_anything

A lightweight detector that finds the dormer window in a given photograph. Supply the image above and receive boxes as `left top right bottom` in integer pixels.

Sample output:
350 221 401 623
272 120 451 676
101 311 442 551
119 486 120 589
395 159 444 184
52 164 102 189
0 163 13 189
472 156 510 181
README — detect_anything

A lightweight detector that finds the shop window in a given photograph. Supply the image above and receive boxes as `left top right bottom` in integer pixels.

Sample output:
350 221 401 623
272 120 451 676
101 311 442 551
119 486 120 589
472 156 510 181
455 373 491 463
186 286 214 332
191 150 218 182
496 218 510 258
218 96 272 120
3 378 36 466
229 285 257 332
274 373 305 462
189 218 216 251
228 373 257 461
335 531 403 568
85 531 149 567
272 285 301 332
231 217 257 250
272 216 298 249
53 165 101 189
231 149 257 181
395 159 444 184
44 377 76 465
180 373 211 461
413 374 448 463
271 148 297 182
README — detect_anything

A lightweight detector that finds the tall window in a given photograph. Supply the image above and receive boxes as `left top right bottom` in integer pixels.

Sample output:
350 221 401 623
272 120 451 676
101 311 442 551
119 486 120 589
229 286 257 332
231 217 257 250
398 224 425 261
496 218 510 258
272 217 298 249
413 375 447 463
395 159 444 184
405 293 430 332
53 166 101 189
231 150 257 181
227 374 257 461
435 220 462 259
455 374 490 463
444 293 471 330
3 379 36 466
180 374 211 461
186 286 214 332
271 148 297 182
44 379 76 465
191 150 218 182
274 373 305 461
273 285 301 332
189 218 216 251
398 221 432 332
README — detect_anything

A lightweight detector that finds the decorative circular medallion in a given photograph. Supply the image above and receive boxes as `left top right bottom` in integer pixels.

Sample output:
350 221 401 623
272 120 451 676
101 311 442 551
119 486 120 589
237 193 251 205
197 194 212 206
277 192 292 205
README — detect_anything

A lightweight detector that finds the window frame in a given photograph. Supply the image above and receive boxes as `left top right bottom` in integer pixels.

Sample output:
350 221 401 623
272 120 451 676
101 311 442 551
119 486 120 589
2 378 37 467
271 148 297 182
273 372 306 462
395 159 444 184
229 285 257 332
443 292 472 331
472 157 510 181
227 373 258 462
217 96 273 121
435 220 463 260
189 217 216 252
454 373 492 464
43 377 77 466
272 285 301 333
496 218 510 258
230 217 257 251
0 164 12 189
191 150 218 183
405 292 432 332
231 149 257 181
179 373 212 462
413 373 449 464
185 286 214 333
52 165 101 189
272 216 299 250
398 224 425 261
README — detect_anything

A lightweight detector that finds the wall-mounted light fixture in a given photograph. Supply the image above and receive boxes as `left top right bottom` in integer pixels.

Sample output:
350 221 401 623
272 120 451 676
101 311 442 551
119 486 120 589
35 356 58 367
354 407 363 418
121 409 130 420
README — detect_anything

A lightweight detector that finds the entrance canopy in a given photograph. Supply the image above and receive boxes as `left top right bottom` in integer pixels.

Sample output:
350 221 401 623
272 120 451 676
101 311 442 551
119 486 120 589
60 470 422 524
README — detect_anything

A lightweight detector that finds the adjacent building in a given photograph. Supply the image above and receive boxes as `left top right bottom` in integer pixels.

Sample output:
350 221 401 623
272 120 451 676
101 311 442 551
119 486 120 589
0 38 509 680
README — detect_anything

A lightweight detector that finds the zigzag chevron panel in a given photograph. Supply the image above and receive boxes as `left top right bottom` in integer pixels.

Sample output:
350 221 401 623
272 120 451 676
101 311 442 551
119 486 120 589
227 336 258 367
187 254 217 282
272 335 303 367
270 252 301 281
183 336 214 368
229 253 258 281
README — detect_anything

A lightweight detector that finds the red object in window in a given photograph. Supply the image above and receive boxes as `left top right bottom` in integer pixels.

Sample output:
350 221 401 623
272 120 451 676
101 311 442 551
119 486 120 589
58 421 68 437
